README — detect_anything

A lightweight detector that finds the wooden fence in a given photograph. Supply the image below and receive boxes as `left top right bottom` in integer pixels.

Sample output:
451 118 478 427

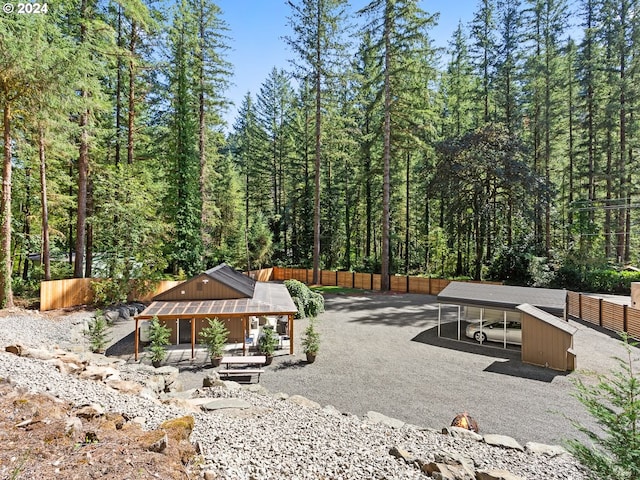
40 279 184 311
270 266 498 296
566 291 640 341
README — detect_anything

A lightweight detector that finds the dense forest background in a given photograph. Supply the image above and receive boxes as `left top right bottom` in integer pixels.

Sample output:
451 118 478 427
2 0 640 306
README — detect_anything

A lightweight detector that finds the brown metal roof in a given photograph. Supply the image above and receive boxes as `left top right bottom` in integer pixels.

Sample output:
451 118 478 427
137 282 297 319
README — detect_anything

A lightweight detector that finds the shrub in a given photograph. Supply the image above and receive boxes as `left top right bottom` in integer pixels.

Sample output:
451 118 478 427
301 320 320 355
567 335 640 479
146 316 171 366
285 279 324 319
258 328 279 356
199 318 229 359
84 311 111 353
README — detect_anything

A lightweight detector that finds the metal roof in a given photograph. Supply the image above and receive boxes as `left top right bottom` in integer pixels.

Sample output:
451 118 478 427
137 282 297 319
437 281 566 316
203 263 255 298
517 304 577 335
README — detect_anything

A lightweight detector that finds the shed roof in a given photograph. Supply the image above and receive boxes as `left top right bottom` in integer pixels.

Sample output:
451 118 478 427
517 304 577 335
137 282 297 320
437 281 566 316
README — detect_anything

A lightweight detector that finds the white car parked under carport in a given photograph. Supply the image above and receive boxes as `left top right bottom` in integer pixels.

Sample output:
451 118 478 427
465 320 522 345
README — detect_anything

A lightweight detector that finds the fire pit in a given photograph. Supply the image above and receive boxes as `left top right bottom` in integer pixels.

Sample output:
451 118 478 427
451 412 479 433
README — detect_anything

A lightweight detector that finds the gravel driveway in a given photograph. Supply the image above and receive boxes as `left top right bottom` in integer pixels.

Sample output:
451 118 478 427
111 292 637 446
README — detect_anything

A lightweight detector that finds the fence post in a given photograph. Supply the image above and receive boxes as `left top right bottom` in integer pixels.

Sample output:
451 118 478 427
624 305 628 333
352 272 355 289
370 273 373 290
578 293 582 319
406 275 409 293
598 298 603 327
336 270 338 286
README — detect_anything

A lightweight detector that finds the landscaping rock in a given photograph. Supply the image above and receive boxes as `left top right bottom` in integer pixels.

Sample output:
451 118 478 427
476 468 526 480
442 426 483 442
483 434 524 451
287 394 321 409
366 410 405 429
202 398 251 411
524 442 568 457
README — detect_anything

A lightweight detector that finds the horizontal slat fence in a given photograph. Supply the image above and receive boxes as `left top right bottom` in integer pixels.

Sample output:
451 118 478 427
566 292 640 341
40 278 184 311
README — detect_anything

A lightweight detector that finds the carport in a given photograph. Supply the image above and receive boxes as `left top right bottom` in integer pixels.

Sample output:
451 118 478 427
436 282 574 371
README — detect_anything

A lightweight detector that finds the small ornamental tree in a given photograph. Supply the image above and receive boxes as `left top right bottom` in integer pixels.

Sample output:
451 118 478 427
84 310 111 353
146 316 172 367
567 335 640 480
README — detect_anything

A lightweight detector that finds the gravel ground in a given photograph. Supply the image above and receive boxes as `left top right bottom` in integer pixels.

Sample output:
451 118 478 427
101 292 638 446
1 293 636 455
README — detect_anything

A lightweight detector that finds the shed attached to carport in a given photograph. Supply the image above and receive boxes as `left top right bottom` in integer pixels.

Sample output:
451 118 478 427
437 282 576 371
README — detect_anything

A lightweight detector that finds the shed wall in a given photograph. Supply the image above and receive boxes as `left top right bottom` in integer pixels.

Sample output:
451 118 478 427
522 313 574 371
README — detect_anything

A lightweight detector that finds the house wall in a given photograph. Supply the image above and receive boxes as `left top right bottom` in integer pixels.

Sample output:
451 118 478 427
521 313 574 371
154 274 248 301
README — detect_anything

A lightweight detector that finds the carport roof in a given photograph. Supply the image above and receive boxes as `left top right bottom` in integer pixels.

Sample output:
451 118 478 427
437 281 566 316
136 282 298 320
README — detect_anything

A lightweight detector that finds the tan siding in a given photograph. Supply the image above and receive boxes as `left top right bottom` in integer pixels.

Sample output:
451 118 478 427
155 274 248 301
601 301 625 332
522 313 574 371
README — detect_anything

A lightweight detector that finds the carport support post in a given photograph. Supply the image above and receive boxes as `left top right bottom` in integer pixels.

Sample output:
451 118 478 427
437 304 441 337
457 305 461 340
503 311 507 349
243 316 248 356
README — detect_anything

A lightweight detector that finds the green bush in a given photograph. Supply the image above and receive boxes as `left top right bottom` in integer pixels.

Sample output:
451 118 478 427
199 317 229 359
84 311 111 353
146 316 172 366
91 278 129 306
567 335 640 479
285 279 324 319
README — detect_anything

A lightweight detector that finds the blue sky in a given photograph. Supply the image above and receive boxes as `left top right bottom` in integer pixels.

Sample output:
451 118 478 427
216 0 478 127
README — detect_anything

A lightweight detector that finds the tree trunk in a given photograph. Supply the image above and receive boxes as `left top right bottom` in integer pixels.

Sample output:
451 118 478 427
75 105 89 278
39 126 51 281
312 0 322 284
380 2 392 291
1 102 14 307
128 21 137 165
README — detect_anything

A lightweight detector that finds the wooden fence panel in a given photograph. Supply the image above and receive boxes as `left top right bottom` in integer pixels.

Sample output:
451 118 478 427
390 276 408 292
430 278 450 295
354 273 371 289
249 268 273 282
372 274 381 290
580 296 601 325
320 270 337 286
567 291 580 317
272 267 285 281
626 308 640 340
337 271 353 288
408 277 430 294
40 278 94 311
601 301 625 332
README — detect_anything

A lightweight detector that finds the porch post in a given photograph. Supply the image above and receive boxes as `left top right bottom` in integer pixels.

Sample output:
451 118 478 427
191 317 196 359
437 304 441 337
243 316 248 356
289 314 294 355
134 317 139 361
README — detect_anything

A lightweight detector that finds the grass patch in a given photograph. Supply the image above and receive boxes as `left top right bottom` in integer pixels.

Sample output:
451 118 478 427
309 285 369 295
